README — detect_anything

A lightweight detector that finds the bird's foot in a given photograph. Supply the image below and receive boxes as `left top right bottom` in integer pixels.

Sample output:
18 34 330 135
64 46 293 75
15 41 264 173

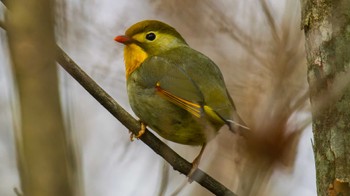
129 122 146 141
187 144 206 183
187 159 200 183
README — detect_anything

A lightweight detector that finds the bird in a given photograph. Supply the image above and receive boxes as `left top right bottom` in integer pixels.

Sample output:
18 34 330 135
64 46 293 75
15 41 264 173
114 20 249 178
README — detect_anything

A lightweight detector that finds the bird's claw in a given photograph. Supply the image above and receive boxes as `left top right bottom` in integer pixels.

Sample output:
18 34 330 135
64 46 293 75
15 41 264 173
187 144 207 183
129 122 146 141
187 161 199 183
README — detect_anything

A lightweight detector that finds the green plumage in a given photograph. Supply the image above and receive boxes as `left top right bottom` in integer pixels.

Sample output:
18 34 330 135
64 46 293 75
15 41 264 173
127 45 235 145
120 20 245 146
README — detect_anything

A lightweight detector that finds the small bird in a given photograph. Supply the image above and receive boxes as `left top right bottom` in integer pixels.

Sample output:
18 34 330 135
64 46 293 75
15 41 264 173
115 20 248 177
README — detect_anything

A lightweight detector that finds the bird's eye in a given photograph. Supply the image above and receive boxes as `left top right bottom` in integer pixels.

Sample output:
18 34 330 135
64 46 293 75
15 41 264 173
145 32 156 41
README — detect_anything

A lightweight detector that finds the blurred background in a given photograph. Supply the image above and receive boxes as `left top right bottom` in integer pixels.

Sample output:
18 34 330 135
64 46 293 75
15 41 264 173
0 0 316 195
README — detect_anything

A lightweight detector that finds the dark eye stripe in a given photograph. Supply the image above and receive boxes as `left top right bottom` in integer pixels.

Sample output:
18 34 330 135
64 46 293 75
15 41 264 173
146 32 156 41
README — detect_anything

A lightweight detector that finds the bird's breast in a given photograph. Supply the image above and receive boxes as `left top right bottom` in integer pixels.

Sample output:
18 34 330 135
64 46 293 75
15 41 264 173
124 43 148 78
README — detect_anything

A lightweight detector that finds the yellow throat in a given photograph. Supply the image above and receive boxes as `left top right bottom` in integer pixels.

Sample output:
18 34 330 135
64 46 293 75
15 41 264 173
124 43 148 78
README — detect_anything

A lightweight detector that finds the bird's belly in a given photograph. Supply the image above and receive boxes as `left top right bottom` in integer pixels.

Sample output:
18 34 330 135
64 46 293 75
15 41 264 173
127 82 215 145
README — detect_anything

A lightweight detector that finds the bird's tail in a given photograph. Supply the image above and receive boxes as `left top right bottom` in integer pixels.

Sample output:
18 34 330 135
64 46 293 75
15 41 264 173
226 112 250 136
227 119 250 131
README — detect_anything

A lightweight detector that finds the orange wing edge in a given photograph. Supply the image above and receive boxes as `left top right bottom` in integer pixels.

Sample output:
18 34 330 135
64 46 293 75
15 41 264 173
155 82 201 118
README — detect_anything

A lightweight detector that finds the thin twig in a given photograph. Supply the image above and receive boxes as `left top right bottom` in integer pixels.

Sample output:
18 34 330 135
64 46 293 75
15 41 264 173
206 2 267 65
56 46 237 196
260 0 280 43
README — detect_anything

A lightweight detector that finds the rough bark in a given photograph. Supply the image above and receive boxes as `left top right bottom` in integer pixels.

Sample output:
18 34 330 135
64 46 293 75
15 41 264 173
301 0 350 195
6 1 75 195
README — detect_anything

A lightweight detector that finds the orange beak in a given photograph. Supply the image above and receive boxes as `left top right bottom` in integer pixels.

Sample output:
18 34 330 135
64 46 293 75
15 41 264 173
114 35 132 44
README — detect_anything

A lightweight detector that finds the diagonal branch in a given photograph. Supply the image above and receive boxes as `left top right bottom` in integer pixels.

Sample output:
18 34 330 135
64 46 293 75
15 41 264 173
56 47 237 196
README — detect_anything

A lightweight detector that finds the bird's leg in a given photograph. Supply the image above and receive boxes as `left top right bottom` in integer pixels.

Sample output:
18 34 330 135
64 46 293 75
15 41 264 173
130 121 146 141
188 143 207 183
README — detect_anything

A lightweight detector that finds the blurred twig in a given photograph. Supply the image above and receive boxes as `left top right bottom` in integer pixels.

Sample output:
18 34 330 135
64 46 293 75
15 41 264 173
6 0 75 195
55 46 237 196
260 0 280 43
210 11 267 64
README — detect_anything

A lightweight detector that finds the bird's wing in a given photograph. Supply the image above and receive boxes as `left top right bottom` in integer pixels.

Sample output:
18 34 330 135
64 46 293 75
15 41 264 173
141 55 205 118
138 51 231 126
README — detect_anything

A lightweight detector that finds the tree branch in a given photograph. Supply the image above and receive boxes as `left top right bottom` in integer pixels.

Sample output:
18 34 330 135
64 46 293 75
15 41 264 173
55 47 237 196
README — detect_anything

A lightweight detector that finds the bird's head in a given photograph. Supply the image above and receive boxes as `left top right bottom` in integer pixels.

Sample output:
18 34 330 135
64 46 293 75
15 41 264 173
114 20 188 78
115 20 187 55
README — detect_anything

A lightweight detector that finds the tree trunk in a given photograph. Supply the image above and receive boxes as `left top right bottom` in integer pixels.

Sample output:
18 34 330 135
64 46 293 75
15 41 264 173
301 0 350 195
6 1 76 195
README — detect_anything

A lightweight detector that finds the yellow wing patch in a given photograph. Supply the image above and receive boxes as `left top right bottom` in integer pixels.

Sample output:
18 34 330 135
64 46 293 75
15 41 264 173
203 105 225 125
156 82 201 118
